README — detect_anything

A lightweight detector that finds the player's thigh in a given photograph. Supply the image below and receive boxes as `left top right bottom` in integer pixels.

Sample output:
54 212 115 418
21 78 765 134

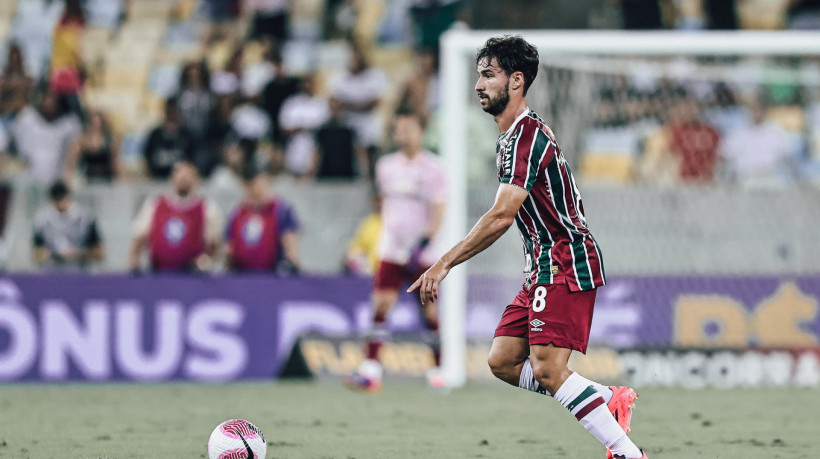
371 289 399 315
372 261 405 314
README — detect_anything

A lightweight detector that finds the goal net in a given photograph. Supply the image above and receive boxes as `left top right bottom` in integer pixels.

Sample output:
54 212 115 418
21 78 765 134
438 30 820 387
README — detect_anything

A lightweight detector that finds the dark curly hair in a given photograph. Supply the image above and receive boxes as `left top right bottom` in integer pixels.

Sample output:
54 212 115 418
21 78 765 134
476 35 539 95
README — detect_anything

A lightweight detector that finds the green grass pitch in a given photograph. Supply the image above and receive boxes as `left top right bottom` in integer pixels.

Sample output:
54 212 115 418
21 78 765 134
0 381 816 458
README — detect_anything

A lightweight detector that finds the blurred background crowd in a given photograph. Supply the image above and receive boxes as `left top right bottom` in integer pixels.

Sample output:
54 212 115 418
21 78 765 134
0 0 819 275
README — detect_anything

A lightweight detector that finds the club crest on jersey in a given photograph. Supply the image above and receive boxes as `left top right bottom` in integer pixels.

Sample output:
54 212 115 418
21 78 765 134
163 217 187 244
241 215 264 246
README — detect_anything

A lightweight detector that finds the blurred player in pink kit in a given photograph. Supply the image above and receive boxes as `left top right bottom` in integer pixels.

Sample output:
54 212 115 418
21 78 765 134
345 109 447 393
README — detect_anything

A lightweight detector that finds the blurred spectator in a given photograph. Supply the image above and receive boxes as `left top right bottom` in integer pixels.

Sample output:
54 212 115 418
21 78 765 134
279 74 329 177
143 98 196 179
670 0 706 30
408 0 463 50
241 43 276 99
177 61 215 175
315 97 365 179
666 98 721 183
205 94 237 164
231 94 272 142
10 90 82 185
344 194 381 276
84 0 129 33
705 0 737 29
50 0 86 96
0 43 34 120
178 61 213 142
33 180 104 270
330 43 387 178
396 48 440 119
702 83 751 136
210 47 243 96
201 0 241 44
225 167 300 273
129 162 222 272
12 0 65 79
210 137 256 192
245 0 291 42
721 100 797 188
620 0 663 29
261 49 300 145
789 0 820 29
63 110 122 183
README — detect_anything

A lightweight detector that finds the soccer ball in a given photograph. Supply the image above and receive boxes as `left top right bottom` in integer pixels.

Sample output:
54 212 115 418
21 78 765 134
207 419 267 459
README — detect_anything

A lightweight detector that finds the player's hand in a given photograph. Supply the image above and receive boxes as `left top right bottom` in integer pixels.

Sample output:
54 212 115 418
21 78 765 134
407 260 450 304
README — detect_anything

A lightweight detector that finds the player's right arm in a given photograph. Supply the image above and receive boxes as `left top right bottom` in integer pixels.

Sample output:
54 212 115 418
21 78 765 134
408 183 527 303
128 197 155 271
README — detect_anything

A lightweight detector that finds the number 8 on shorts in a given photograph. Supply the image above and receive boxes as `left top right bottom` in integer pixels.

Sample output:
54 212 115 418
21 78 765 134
532 285 547 312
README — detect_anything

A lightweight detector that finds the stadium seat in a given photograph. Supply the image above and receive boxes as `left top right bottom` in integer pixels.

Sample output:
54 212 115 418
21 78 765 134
579 153 635 184
738 0 790 29
0 0 17 19
767 105 805 133
103 67 149 91
129 0 173 21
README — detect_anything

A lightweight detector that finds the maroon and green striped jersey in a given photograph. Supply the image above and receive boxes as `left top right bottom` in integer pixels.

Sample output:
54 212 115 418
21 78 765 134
496 108 606 291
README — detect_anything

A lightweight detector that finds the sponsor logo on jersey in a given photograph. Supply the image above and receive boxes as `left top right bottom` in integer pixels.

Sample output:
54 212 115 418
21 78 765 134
163 218 186 244
530 318 545 331
241 216 264 246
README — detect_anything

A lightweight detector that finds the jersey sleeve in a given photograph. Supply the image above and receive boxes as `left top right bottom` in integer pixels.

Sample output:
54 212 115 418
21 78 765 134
277 201 300 234
429 159 448 204
500 122 551 191
133 197 157 239
224 207 239 240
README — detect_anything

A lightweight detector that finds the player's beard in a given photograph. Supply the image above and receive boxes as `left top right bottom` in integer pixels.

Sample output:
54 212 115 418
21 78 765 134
481 81 510 116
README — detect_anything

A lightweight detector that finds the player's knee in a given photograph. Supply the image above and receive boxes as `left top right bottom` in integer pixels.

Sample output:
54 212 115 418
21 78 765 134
530 359 567 394
487 352 517 385
372 293 396 318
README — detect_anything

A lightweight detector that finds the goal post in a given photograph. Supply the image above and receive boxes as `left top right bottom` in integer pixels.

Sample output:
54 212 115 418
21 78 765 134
438 29 820 388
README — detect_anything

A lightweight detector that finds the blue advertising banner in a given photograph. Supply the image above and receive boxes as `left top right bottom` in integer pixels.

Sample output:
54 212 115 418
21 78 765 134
0 274 818 382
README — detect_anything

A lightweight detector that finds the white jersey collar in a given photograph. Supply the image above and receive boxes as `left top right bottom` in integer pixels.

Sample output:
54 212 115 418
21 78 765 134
501 107 531 138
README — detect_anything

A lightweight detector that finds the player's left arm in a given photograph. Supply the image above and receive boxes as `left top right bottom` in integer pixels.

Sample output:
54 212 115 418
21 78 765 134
408 183 528 304
279 202 301 273
197 201 223 270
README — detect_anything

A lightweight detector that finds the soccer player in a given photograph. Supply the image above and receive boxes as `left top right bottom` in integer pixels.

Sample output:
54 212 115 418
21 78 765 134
345 109 448 392
409 36 647 459
129 161 222 272
225 168 301 273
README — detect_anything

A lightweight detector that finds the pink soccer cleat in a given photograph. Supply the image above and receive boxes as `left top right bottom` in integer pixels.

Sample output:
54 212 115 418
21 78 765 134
606 386 639 459
612 450 648 459
342 371 382 394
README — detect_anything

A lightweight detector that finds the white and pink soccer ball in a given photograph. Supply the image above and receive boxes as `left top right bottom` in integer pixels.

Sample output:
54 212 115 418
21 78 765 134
207 419 267 459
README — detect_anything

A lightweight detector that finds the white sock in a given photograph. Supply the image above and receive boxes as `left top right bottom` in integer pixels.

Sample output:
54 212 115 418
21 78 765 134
592 382 613 404
553 372 641 458
610 435 643 458
359 359 383 379
518 358 549 395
